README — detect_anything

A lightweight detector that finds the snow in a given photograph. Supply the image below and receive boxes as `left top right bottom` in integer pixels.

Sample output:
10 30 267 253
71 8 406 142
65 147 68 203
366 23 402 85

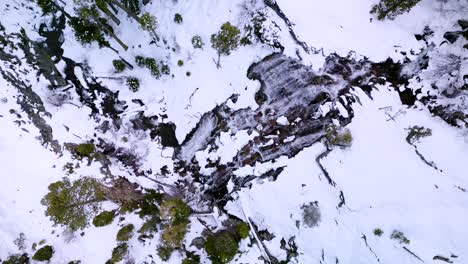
1 0 467 263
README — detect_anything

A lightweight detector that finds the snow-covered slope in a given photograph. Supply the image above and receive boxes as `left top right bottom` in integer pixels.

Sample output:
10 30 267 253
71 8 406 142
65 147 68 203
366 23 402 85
0 0 467 263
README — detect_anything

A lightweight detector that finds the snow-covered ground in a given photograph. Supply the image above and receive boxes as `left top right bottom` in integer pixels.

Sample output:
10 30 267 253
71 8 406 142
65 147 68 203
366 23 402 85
1 0 467 263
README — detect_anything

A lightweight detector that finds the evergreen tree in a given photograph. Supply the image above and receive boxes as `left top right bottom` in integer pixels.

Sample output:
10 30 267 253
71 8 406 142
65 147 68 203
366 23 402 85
41 177 106 231
211 22 240 68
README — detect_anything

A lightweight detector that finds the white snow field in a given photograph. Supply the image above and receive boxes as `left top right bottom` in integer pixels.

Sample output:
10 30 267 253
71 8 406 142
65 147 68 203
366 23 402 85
1 0 467 263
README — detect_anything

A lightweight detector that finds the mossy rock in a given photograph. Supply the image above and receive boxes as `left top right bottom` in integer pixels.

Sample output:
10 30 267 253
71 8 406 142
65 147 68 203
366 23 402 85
160 198 191 224
32 245 54 262
110 243 128 263
235 222 250 239
93 211 115 227
204 230 239 264
75 143 95 157
116 224 135 241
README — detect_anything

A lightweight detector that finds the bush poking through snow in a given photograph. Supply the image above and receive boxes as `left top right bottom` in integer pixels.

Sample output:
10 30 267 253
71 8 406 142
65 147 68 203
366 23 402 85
140 12 157 32
182 255 201 264
406 126 432 144
235 222 250 239
157 198 192 259
370 0 421 20
112 59 126 73
126 77 140 92
325 125 353 147
192 35 204 49
32 245 54 262
211 22 240 67
74 143 95 157
373 228 384 237
204 230 239 264
116 224 135 241
177 60 184 67
174 13 183 24
390 230 410 244
93 210 115 227
301 202 321 228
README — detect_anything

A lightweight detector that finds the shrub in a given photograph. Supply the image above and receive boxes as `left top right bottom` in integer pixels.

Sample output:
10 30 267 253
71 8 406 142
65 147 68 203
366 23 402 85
160 198 191 224
204 230 239 264
182 255 201 264
126 77 140 92
325 125 353 147
370 0 421 20
157 245 173 261
110 243 128 263
144 58 160 77
186 71 191 77
75 143 95 157
390 230 410 244
161 63 171 75
3 253 30 264
41 177 105 230
192 35 204 49
116 224 134 241
140 12 157 31
174 13 183 24
373 228 384 237
32 245 54 262
93 211 115 227
112 60 126 73
177 60 184 67
135 56 145 67
211 22 240 56
235 222 250 239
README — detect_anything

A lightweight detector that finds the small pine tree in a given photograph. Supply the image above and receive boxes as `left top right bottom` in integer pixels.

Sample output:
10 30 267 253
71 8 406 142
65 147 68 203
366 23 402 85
370 0 421 20
211 22 240 68
140 12 157 32
191 35 204 49
174 13 183 24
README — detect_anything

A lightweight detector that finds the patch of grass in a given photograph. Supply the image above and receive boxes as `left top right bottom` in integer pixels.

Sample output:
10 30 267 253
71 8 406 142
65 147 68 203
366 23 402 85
390 230 410 244
32 245 54 262
174 13 183 24
161 221 189 248
373 228 384 237
116 224 134 241
93 211 115 227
